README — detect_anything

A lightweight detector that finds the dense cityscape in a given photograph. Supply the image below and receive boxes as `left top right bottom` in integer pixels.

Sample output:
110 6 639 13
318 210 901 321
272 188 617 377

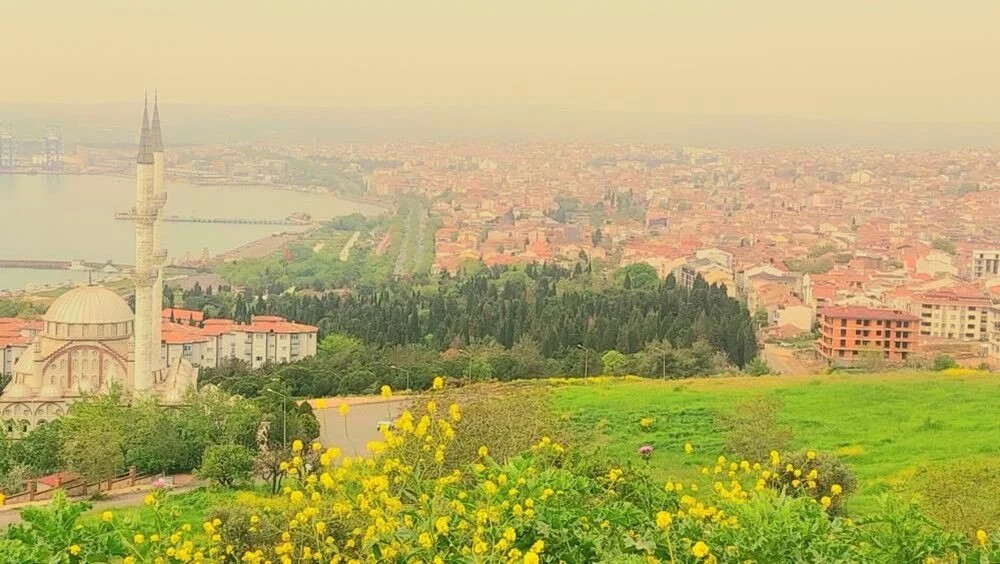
1 1 999 562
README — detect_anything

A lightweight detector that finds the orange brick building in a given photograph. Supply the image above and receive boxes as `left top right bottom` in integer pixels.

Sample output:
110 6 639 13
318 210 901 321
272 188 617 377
816 306 920 364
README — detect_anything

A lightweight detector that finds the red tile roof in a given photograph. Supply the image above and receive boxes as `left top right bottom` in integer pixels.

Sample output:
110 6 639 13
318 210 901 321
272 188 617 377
245 316 318 334
819 306 919 322
162 308 204 322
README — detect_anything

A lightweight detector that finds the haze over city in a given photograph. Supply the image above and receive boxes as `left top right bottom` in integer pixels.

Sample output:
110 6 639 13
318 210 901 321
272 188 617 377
3 1 1000 145
2 2 1000 560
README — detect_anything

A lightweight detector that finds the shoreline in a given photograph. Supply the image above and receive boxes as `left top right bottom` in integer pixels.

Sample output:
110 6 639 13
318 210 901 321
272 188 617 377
0 173 394 294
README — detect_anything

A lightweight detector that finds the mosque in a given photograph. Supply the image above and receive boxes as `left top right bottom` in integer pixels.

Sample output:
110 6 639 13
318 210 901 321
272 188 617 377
0 97 197 436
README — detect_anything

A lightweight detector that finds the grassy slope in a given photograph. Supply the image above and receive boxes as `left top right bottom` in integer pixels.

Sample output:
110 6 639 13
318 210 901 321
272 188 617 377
549 371 1000 513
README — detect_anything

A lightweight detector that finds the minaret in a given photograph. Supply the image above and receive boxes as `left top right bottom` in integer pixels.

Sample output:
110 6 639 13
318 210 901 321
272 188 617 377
133 96 156 392
150 93 166 378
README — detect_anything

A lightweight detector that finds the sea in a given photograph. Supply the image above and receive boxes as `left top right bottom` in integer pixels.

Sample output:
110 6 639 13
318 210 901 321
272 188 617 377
0 174 384 291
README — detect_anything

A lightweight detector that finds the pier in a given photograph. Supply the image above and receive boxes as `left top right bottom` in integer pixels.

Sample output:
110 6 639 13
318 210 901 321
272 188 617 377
114 211 314 226
0 259 132 271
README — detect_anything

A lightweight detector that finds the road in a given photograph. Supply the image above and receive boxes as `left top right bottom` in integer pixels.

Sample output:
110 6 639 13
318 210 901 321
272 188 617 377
310 396 413 457
339 231 360 262
0 398 414 529
0 480 201 529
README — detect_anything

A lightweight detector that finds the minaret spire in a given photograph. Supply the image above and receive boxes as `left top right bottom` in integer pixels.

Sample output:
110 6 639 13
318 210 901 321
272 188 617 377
137 95 153 165
150 90 163 153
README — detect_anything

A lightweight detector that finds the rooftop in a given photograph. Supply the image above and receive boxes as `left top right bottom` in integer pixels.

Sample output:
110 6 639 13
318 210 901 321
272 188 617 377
819 306 919 322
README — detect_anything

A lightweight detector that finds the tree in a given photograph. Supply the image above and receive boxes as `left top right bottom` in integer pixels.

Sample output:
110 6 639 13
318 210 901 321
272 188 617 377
10 420 63 476
591 228 603 246
59 396 126 489
931 238 956 255
123 400 185 474
614 263 659 290
601 350 629 376
933 355 958 371
198 444 254 488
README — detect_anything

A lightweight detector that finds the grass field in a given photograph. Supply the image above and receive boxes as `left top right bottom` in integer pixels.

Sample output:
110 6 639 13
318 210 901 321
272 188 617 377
549 370 1000 515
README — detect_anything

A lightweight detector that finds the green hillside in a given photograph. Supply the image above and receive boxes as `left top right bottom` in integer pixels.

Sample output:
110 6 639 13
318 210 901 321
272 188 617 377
550 370 1000 520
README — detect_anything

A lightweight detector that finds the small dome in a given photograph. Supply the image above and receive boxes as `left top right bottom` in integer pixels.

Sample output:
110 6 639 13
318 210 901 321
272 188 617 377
44 286 134 325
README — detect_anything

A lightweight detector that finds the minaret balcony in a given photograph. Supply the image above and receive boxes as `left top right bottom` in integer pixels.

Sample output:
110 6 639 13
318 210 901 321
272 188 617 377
150 193 167 211
133 271 158 287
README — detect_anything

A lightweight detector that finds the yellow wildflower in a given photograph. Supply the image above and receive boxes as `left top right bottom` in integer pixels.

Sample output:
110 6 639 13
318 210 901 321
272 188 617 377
292 439 304 453
419 532 433 548
976 529 988 546
380 385 392 397
134 533 145 545
523 553 540 564
339 403 350 416
831 484 843 496
435 516 450 534
692 541 710 558
102 511 113 522
69 545 82 556
144 494 156 506
821 496 832 509
478 445 489 458
656 511 673 529
684 442 694 454
432 376 444 390
806 450 816 460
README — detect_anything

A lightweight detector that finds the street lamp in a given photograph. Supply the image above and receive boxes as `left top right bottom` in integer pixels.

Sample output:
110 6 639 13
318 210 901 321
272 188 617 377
264 388 287 450
458 349 473 382
649 345 668 380
576 344 589 378
390 365 411 391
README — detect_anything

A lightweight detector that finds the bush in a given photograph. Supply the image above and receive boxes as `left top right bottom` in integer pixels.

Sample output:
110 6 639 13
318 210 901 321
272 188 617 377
717 396 793 461
0 464 32 496
746 357 771 376
933 355 958 371
198 444 254 488
768 450 857 514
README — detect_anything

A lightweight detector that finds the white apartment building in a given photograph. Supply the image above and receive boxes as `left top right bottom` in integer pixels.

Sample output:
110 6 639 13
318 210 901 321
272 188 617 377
197 315 318 369
972 249 1000 280
911 289 991 342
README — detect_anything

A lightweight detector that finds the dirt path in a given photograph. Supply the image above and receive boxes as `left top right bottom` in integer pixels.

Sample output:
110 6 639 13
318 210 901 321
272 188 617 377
762 343 820 376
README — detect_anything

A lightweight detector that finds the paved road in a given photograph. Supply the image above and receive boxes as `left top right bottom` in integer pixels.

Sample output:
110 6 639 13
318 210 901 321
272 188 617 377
0 398 413 529
312 397 413 457
0 481 201 530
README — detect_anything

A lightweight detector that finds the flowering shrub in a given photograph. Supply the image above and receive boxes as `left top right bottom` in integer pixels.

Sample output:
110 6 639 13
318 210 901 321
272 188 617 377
1 385 997 563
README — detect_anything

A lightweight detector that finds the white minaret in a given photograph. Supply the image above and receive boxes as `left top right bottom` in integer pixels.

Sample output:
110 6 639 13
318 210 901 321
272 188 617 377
133 96 156 392
150 94 166 378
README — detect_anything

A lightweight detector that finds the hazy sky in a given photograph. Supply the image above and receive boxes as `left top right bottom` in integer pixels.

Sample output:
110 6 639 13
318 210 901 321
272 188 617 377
4 0 998 121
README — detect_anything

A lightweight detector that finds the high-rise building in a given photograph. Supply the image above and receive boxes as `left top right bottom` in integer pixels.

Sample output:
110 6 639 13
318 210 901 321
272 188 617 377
42 132 62 171
0 130 14 170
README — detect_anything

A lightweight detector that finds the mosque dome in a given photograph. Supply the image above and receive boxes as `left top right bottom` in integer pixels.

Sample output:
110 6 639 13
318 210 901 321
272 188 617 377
42 286 135 340
45 286 134 325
